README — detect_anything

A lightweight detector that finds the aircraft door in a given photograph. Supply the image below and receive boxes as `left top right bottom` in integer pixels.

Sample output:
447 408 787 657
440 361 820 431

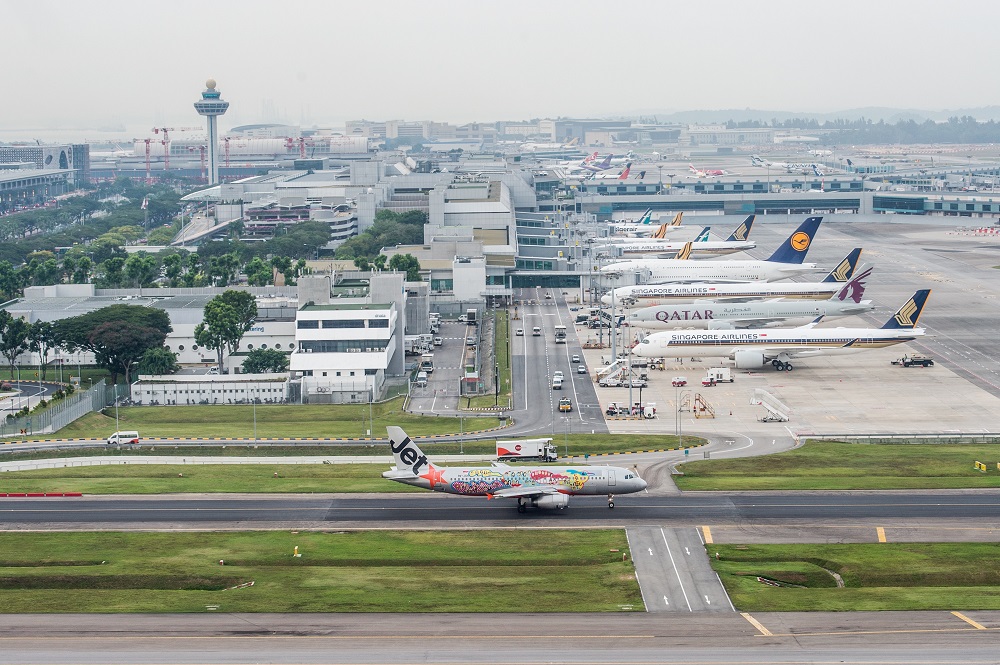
607 469 616 488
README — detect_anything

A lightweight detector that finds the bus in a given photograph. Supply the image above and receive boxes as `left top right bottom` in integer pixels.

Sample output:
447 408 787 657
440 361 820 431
554 325 567 344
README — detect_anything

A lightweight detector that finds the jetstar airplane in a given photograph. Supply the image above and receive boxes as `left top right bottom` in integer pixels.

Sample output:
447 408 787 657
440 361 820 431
625 269 875 330
688 163 729 178
601 248 865 306
602 215 755 258
610 211 684 237
631 289 930 372
600 217 823 283
383 427 647 511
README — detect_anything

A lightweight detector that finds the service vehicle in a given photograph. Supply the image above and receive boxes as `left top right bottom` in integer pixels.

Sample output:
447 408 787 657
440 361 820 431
415 371 428 387
433 336 443 346
107 430 140 445
643 403 657 419
552 377 563 390
466 308 477 326
571 354 580 363
496 438 558 462
704 367 733 382
671 376 688 387
554 325 567 344
532 326 541 336
577 364 587 374
891 354 934 367
466 336 476 346
558 397 573 412
516 328 524 336
419 353 434 373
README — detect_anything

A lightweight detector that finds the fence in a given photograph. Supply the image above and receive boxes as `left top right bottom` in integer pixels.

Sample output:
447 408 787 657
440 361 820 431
808 432 1000 444
1 380 107 437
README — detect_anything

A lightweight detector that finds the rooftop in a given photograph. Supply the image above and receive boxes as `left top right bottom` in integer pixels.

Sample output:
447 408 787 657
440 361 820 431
300 303 393 311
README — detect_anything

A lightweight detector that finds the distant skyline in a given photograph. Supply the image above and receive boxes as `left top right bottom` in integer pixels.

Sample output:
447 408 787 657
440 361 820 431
5 0 1000 134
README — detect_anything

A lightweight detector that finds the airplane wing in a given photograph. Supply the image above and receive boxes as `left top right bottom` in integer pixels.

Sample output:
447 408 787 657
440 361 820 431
488 486 564 500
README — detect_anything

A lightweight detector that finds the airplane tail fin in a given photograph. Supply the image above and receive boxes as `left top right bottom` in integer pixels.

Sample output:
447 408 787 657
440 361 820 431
652 222 669 239
618 163 631 179
671 212 684 227
822 248 863 282
597 154 613 169
695 227 711 242
674 242 693 260
726 214 755 242
832 266 873 303
766 216 823 264
881 290 931 329
387 426 431 476
637 207 653 224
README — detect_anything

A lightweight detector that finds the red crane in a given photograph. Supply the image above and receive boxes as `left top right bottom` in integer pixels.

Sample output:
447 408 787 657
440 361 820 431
223 137 231 168
152 127 200 173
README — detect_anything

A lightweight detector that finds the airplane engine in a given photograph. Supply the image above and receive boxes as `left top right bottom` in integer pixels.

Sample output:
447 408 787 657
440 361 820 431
707 320 735 330
734 350 767 369
533 494 570 509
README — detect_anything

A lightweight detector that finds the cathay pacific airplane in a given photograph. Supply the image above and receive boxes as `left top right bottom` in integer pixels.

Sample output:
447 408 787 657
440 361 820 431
383 427 647 511
601 217 823 283
625 268 875 330
632 289 930 372
600 249 865 306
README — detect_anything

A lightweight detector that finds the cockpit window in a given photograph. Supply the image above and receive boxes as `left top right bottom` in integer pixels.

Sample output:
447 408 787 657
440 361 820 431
641 339 649 344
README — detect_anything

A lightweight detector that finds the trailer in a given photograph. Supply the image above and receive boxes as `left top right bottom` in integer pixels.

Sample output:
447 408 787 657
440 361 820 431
496 438 558 462
891 354 934 367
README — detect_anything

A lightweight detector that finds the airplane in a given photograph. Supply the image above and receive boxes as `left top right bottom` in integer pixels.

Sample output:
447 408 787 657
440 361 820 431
591 162 631 180
382 426 647 511
624 270 875 330
599 216 756 258
631 289 931 372
604 150 636 165
688 163 729 178
582 154 615 172
600 249 866 306
610 211 684 237
600 217 823 283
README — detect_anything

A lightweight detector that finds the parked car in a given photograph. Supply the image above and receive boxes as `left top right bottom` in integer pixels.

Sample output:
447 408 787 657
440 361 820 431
466 336 476 346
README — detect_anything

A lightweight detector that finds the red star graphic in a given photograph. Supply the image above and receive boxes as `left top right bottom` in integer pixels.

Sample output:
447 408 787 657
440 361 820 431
420 464 447 489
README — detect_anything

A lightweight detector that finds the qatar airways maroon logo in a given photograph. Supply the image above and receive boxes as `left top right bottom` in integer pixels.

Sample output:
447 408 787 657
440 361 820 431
655 310 714 322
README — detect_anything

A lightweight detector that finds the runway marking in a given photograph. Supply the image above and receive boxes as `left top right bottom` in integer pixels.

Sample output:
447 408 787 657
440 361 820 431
764 626 990 637
660 528 692 612
877 526 887 542
740 612 772 636
952 611 988 630
701 526 713 544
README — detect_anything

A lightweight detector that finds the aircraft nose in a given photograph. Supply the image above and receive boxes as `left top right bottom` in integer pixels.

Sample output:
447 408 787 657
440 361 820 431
637 478 647 490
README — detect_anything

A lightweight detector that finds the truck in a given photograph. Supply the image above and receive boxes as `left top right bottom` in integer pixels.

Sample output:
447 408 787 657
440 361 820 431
558 397 573 412
704 367 733 383
419 353 434 373
466 308 477 326
496 438 558 462
891 354 934 367
404 335 426 356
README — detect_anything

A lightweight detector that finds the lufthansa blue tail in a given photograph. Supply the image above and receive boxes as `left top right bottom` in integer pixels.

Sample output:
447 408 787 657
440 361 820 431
725 214 755 242
822 248 863 282
881 290 931 329
766 216 823 264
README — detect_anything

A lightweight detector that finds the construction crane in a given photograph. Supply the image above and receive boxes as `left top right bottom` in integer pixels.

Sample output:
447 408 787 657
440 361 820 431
152 127 201 172
187 145 207 182
284 137 317 159
142 138 152 183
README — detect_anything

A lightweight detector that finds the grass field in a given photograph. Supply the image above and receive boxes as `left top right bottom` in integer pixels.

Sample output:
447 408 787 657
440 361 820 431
675 440 1000 490
465 309 512 410
0 531 641 613
712 543 1000 611
51 399 502 440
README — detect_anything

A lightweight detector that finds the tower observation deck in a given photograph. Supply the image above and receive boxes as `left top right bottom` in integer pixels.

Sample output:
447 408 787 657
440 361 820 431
193 79 229 185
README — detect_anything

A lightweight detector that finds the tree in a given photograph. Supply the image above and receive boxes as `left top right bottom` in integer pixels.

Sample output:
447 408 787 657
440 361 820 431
0 312 30 382
193 290 258 373
353 256 371 271
242 348 289 374
244 256 272 286
124 251 159 290
88 322 166 385
388 253 422 281
55 305 172 358
28 320 56 379
139 346 179 375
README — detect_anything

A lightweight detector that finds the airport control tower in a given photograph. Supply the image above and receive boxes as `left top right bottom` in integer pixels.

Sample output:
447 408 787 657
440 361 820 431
193 79 229 185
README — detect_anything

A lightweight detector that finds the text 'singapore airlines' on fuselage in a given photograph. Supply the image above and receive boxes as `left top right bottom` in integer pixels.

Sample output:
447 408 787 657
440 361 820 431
601 217 823 283
382 427 647 511
601 249 865 306
631 290 930 372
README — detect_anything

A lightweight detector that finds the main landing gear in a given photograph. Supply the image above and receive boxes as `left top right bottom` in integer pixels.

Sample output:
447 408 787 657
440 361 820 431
771 359 794 372
517 499 527 513
608 495 615 509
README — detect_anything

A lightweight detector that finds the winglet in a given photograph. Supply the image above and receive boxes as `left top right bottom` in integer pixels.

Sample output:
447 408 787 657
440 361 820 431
726 214 755 242
766 216 823 264
822 248 863 282
881 289 931 329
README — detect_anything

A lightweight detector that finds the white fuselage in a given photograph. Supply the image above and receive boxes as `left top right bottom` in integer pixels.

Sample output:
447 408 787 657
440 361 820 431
600 240 755 258
601 259 818 283
626 299 875 330
601 281 847 306
383 463 645 496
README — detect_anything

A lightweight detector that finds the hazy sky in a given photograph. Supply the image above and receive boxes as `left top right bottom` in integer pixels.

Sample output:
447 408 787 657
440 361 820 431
4 0 999 133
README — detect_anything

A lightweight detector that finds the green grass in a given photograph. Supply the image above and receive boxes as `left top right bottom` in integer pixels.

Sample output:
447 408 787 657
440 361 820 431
712 543 1000 611
675 440 1000 490
50 399 501 440
463 309 512 410
0 530 642 613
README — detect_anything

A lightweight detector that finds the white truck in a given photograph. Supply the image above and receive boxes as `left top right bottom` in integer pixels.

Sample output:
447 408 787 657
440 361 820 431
496 438 558 462
419 353 435 373
704 367 733 383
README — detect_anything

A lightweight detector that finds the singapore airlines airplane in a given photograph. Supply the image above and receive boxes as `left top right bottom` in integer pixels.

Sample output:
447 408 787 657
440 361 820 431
383 427 647 511
625 269 875 330
632 290 930 372
601 249 866 306
601 217 823 282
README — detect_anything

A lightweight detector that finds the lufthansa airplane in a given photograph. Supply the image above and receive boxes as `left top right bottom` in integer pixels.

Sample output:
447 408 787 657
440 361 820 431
631 289 930 372
600 217 822 282
383 427 647 511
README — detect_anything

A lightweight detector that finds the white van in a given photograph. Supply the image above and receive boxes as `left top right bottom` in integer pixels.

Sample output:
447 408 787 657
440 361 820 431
532 326 541 336
107 430 140 445
415 371 428 387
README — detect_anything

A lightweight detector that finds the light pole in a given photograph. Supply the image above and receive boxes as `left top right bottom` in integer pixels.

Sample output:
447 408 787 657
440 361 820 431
252 390 257 442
